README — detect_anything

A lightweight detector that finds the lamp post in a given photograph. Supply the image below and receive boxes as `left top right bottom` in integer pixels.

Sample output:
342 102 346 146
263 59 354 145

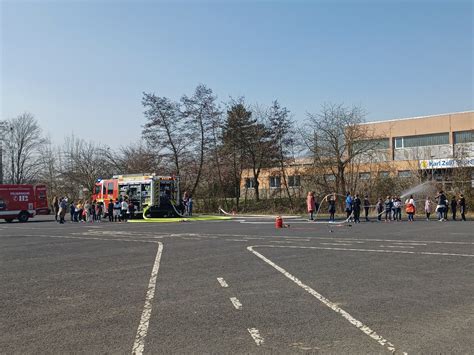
0 121 13 184
430 155 435 181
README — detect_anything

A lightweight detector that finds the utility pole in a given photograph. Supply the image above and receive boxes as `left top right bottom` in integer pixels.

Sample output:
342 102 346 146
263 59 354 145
0 121 11 184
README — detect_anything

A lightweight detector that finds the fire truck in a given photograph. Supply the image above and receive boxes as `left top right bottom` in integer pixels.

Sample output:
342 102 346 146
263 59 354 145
92 174 182 218
0 184 49 222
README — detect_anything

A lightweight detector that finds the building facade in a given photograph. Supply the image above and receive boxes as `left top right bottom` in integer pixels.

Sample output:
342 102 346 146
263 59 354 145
241 111 474 198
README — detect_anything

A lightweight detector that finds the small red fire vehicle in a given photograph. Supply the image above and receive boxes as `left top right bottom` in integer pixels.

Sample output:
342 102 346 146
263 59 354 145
0 184 49 222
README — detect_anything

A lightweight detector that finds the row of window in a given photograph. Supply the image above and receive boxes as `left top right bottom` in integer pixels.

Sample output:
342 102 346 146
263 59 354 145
357 130 473 150
245 170 417 189
245 175 301 189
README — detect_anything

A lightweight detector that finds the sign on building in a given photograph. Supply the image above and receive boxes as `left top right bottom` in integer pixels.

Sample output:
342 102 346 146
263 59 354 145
419 158 474 169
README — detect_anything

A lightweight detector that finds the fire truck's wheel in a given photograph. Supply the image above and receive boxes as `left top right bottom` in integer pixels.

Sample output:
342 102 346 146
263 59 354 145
5 218 14 223
18 212 29 223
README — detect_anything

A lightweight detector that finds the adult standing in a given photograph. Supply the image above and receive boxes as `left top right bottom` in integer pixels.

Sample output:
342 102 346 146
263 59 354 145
436 190 447 221
450 196 457 221
353 194 361 223
121 199 129 222
69 201 75 222
307 191 316 221
107 199 114 222
58 198 67 224
113 199 121 222
363 195 370 222
187 195 193 217
128 201 135 220
384 196 393 222
376 198 384 221
52 196 59 222
459 194 466 221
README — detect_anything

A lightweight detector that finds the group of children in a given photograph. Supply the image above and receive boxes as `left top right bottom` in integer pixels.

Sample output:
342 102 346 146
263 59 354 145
53 197 136 223
306 191 468 222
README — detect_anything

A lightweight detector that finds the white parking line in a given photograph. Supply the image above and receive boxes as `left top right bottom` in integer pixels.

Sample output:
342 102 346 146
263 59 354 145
132 242 164 355
248 246 403 353
392 242 427 246
249 244 474 258
321 242 353 246
217 277 229 288
230 297 242 310
379 245 415 249
247 328 264 346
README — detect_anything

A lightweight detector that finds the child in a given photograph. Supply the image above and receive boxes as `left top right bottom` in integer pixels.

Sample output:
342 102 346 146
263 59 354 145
424 197 432 220
405 195 416 222
328 194 336 222
307 191 315 220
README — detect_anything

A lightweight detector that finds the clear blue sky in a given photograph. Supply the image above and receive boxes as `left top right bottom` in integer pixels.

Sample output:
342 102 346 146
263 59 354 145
1 0 472 148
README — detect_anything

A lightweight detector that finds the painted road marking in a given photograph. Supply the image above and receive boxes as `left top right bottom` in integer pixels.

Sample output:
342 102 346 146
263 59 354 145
217 277 229 288
132 242 164 355
392 242 427 246
250 244 474 258
230 297 242 310
248 246 402 354
321 242 353 246
199 233 474 245
379 245 415 249
247 328 264 346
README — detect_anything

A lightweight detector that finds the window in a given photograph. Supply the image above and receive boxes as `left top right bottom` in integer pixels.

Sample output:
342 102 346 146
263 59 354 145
394 137 403 149
354 138 389 150
269 176 281 188
454 130 473 144
324 174 336 181
107 182 114 194
288 175 301 187
245 178 256 189
398 170 412 178
378 171 390 178
359 172 371 180
394 133 449 149
94 185 101 195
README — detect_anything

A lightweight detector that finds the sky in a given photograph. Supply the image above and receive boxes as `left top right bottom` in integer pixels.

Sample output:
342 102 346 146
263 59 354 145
1 0 472 148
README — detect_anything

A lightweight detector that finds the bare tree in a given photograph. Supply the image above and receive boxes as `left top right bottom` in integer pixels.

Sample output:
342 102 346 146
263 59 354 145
304 103 380 197
142 93 187 177
61 136 113 197
181 84 221 196
3 113 46 184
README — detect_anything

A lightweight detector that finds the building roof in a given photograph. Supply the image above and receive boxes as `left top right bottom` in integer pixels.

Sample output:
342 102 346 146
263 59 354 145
360 110 473 125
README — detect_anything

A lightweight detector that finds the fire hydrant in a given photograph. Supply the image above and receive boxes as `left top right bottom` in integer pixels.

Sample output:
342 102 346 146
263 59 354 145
275 216 283 228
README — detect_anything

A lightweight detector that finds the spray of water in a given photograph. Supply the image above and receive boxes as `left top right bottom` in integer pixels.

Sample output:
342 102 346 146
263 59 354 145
400 181 437 200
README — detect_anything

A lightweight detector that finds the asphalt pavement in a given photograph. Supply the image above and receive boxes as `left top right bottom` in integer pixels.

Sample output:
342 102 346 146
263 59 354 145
1 215 473 354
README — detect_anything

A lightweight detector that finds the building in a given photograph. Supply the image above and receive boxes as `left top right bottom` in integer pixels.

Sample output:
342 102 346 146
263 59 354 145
241 111 474 198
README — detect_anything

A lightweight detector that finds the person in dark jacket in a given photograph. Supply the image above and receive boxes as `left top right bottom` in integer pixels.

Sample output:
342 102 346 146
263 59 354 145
108 199 114 222
363 195 370 222
436 190 447 221
384 196 393 222
353 194 361 223
450 196 457 221
328 194 336 222
458 194 466 221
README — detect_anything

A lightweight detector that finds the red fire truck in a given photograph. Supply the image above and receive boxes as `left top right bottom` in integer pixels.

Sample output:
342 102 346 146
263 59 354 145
0 184 49 222
92 173 182 218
